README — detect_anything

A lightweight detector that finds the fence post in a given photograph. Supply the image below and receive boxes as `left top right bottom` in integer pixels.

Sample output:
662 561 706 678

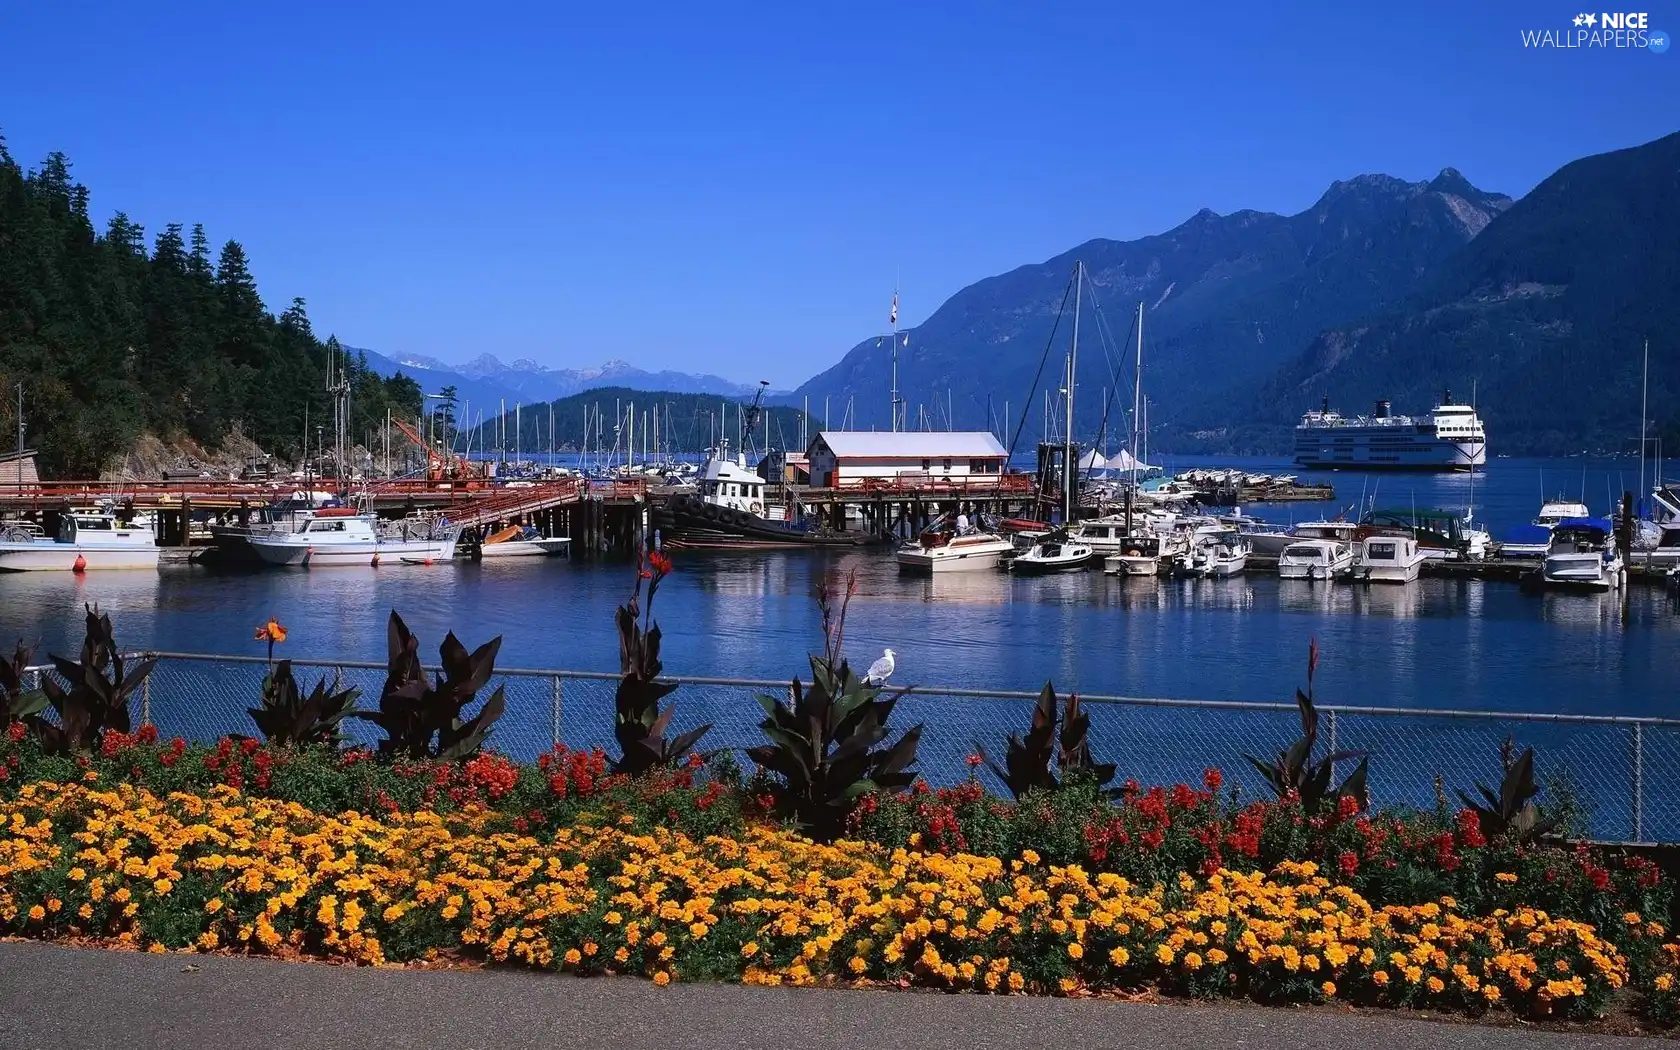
551 675 563 749
1326 709 1338 759
1633 723 1645 842
141 673 152 728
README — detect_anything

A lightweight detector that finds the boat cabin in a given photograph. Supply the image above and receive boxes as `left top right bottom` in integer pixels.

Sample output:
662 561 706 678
698 447 783 518
1548 520 1612 553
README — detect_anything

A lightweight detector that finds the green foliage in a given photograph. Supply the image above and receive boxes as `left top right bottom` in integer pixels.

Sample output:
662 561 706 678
32 605 154 754
747 655 922 842
611 554 710 776
981 682 1116 800
356 611 506 760
0 139 425 475
0 639 47 725
1456 742 1560 845
1243 640 1368 814
246 660 360 747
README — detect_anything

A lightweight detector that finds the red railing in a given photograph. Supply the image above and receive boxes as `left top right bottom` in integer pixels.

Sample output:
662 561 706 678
848 472 1037 496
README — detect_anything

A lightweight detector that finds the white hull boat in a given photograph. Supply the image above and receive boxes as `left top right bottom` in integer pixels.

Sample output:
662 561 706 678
248 509 461 567
896 528 1015 573
1174 536 1250 578
1355 535 1427 583
1541 521 1623 590
0 514 159 572
1278 539 1354 581
1102 535 1181 577
478 537 573 559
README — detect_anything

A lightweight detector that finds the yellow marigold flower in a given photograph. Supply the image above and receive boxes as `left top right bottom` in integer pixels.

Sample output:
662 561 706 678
1405 966 1423 984
1372 970 1390 986
984 971 1001 991
689 923 708 939
564 948 582 966
68 867 86 881
604 911 623 925
27 905 44 923
584 942 598 957
1020 850 1040 866
1058 976 1078 994
1654 973 1673 992
152 878 173 895
77 903 92 921
47 898 62 913
1321 981 1336 998
1427 976 1446 994
1483 984 1501 1002
1066 942 1083 960
1156 944 1175 965
1623 911 1642 924
1008 971 1025 992
1494 872 1517 884
652 971 670 987
1109 947 1130 966
848 956 869 975
741 941 760 958
1207 948 1228 966
614 946 630 964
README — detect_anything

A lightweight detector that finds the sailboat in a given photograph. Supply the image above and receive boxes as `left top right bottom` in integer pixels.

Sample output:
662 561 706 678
1102 300 1168 576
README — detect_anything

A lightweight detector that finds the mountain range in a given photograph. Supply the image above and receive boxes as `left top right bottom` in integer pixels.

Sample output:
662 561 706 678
788 131 1679 456
351 348 766 426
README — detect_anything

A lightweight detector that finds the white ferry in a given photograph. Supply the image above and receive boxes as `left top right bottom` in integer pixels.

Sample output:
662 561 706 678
1294 394 1486 471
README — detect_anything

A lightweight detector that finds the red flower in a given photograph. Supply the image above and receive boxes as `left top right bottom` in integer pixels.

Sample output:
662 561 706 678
1336 794 1360 820
1202 767 1223 793
137 724 158 744
649 551 673 575
1338 850 1359 876
6 722 24 743
966 753 984 767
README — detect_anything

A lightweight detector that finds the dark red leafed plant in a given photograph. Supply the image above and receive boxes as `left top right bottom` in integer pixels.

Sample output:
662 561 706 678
0 639 46 727
33 605 155 754
1243 637 1368 814
356 611 507 760
979 682 1117 800
612 549 711 776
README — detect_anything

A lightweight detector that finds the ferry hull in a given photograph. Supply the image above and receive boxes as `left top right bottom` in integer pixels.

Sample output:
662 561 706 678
1294 439 1486 472
0 544 161 572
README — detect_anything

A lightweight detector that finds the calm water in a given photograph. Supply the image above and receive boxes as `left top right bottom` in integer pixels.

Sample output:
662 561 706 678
0 456 1674 719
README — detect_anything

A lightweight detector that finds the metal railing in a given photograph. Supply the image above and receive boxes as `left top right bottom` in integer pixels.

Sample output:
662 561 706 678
27 651 1680 844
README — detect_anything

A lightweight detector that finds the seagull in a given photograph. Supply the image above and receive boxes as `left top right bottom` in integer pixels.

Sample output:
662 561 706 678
863 648 896 686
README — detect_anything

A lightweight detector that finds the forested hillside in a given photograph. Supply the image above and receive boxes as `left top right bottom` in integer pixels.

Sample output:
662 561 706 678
0 136 422 477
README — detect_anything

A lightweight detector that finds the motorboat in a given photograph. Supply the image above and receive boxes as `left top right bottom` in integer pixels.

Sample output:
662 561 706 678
1010 535 1095 573
1102 534 1180 577
1277 539 1354 581
247 508 461 567
1541 519 1624 590
475 524 573 559
1357 509 1483 561
1245 519 1359 557
1354 534 1427 583
1173 532 1250 578
0 513 160 572
896 525 1016 573
1500 499 1592 559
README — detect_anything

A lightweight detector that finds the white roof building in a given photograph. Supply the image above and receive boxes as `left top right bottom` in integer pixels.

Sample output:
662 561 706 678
806 431 1009 487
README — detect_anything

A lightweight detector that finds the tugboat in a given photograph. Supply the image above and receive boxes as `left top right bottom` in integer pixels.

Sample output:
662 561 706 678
654 443 878 549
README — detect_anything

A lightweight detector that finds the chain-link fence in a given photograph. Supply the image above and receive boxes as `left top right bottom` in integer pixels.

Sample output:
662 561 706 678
31 652 1680 845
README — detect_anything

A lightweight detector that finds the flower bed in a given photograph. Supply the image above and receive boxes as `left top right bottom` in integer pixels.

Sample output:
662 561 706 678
0 777 1671 1023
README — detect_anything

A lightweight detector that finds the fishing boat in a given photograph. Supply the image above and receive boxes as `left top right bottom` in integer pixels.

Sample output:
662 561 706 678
1277 539 1354 581
247 508 460 567
474 524 572 559
0 513 159 572
1103 535 1179 577
654 443 873 549
1010 534 1095 573
1541 520 1624 590
1354 534 1427 583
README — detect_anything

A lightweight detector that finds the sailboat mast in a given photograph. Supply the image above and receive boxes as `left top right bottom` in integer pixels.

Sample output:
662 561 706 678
1127 300 1143 535
890 289 900 433
1065 262 1081 525
1640 337 1649 512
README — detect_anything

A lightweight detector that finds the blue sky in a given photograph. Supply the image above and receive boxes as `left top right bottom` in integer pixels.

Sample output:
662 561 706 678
1 1 1673 387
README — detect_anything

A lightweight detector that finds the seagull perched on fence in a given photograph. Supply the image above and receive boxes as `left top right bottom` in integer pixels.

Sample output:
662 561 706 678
863 648 896 686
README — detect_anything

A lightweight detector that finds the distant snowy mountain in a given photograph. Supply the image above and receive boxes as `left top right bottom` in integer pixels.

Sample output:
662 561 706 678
346 349 768 421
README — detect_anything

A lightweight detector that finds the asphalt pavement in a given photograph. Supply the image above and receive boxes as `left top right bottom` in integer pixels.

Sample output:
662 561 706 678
0 942 1668 1050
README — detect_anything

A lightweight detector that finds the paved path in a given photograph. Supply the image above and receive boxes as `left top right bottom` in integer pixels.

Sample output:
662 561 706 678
0 942 1667 1050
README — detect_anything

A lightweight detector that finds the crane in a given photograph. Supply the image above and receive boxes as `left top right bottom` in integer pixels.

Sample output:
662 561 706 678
390 416 480 482
741 380 770 456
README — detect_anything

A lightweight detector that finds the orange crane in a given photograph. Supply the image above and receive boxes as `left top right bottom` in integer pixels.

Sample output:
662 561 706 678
391 417 481 482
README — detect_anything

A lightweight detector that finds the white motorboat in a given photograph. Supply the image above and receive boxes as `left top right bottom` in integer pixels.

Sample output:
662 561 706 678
1102 534 1180 577
1173 532 1250 578
1245 519 1359 557
1355 534 1427 583
1541 520 1624 590
247 508 461 567
1500 499 1592 559
1010 536 1095 573
0 513 160 572
1277 539 1354 581
896 526 1015 573
476 524 572 559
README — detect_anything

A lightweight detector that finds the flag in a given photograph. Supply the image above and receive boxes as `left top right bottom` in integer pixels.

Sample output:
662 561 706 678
889 292 898 327
902 333 909 346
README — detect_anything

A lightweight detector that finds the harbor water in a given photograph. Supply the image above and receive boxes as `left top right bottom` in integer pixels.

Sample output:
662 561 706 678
0 456 1672 719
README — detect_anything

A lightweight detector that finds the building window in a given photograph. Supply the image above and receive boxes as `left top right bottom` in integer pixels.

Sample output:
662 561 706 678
921 458 930 471
943 458 952 472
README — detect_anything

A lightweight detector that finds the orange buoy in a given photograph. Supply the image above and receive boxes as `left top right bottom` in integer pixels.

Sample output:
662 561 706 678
423 558 434 566
72 554 87 574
